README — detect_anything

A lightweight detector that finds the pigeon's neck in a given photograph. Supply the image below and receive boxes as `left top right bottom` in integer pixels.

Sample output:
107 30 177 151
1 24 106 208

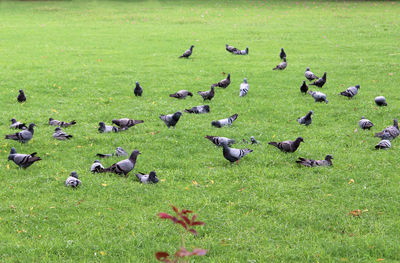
322 73 327 80
129 153 138 163
325 158 332 166
394 120 399 130
28 126 34 134
293 139 302 149
305 112 312 118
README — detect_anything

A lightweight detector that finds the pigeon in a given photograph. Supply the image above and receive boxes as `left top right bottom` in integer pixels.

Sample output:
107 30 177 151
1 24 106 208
268 137 304 153
169 90 193 99
297 110 313 126
98 122 123 133
53 127 73 140
239 78 249 97
309 72 327 87
5 123 35 143
375 140 391 150
243 136 259 144
134 81 143 96
280 48 286 60
359 116 374 130
135 171 159 184
205 135 235 146
96 147 128 158
340 85 360 98
296 155 333 167
221 141 253 163
300 81 308 95
65 171 81 188
233 47 249 55
197 86 215 101
273 58 287 70
179 45 194 58
375 96 387 106
184 105 210 114
375 119 399 140
211 113 238 128
212 74 231 88
309 90 328 103
49 118 76 127
101 150 141 176
17 89 26 103
226 44 238 53
160 111 182 128
91 160 104 173
112 118 144 128
305 67 319 81
10 118 26 129
8 147 41 169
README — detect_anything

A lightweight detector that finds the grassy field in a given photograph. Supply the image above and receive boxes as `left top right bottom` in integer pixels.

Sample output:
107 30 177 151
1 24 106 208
0 0 399 262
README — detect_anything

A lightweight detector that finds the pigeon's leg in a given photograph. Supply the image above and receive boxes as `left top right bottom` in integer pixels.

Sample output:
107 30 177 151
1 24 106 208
236 160 239 164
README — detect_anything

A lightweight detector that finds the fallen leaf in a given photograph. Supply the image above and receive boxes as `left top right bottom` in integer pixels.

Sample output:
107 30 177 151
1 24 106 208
52 109 57 113
348 209 362 217
160 179 166 182
99 251 106 256
101 183 107 187
238 188 246 192
348 179 355 184
377 259 385 261
210 180 214 184
192 180 198 185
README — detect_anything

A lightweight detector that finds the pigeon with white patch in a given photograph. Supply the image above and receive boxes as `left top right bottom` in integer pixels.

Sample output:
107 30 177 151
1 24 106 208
297 111 313 126
375 140 391 150
65 171 81 188
49 118 76 127
135 171 159 184
184 105 210 114
91 160 104 173
375 96 387 106
101 150 141 176
17 89 26 103
340 85 360 98
309 90 328 103
233 47 249 55
212 74 231 88
160 111 182 128
98 122 123 133
239 78 249 97
268 137 304 153
280 48 286 60
221 141 253 163
134 81 143 97
197 86 215 101
305 67 319 81
309 72 327 87
10 118 26 129
243 136 259 144
5 123 35 143
112 118 144 128
296 155 333 167
8 147 41 169
375 119 399 140
226 44 238 53
211 113 238 128
179 45 194 58
169 90 193 99
359 116 374 130
96 147 128 158
273 58 287 70
300 81 308 95
205 135 235 146
53 127 73 140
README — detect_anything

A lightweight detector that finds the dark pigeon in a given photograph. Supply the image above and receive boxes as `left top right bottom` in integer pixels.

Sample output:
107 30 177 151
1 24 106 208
205 135 235 146
305 67 319 81
53 127 73 140
160 111 182 128
296 155 333 167
212 74 231 88
280 48 286 60
8 147 41 169
134 81 143 96
17 89 26 103
300 81 308 95
5 123 35 143
98 122 124 133
49 118 76 127
233 47 249 55
197 86 215 101
309 90 328 103
375 119 399 140
169 90 193 99
340 85 360 99
179 45 194 58
135 171 159 184
101 150 141 176
268 137 304 153
297 110 313 126
375 140 391 150
91 160 104 173
211 113 238 128
184 105 210 114
221 141 253 163
112 118 144 128
273 58 287 70
359 116 374 130
375 96 387 106
10 118 26 129
309 72 326 87
226 44 238 53
65 171 81 188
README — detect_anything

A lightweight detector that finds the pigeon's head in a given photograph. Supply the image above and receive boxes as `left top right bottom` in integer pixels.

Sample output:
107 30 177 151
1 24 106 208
243 78 247 83
306 67 310 71
9 147 17 156
173 111 182 120
281 48 284 51
19 89 24 93
99 122 105 127
136 81 139 85
325 155 333 161
355 85 360 89
227 73 231 79
49 118 54 121
10 118 16 123
28 123 36 128
309 110 314 115
203 105 210 112
308 90 314 95
361 116 365 119
190 45 194 49
130 150 141 159
210 86 214 91
250 136 256 141
70 171 79 179
149 171 159 183
322 72 327 78
296 137 304 143
211 120 218 126
393 119 398 128
55 127 62 132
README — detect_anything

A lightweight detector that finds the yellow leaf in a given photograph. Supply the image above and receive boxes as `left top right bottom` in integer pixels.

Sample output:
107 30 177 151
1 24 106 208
52 109 57 113
160 179 166 182
131 231 135 237
272 134 276 138
184 187 189 190
6 164 9 170
77 145 82 148
50 206 55 209
192 180 198 185
58 86 62 90
38 235 42 238
348 179 354 184
210 180 214 184
99 251 106 256
377 259 385 262
101 183 107 187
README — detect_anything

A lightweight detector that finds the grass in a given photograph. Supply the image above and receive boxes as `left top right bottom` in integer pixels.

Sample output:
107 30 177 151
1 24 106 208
0 0 399 262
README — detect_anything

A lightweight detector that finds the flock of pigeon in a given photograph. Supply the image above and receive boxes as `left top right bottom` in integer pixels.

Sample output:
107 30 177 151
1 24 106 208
6 45 396 188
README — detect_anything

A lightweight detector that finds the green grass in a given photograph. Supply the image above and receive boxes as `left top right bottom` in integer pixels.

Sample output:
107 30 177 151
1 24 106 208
0 0 399 262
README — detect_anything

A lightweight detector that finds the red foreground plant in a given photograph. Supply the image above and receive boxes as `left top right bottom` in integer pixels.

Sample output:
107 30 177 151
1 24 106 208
155 206 207 262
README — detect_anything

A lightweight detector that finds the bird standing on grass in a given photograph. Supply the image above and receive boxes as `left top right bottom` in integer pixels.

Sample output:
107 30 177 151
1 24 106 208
375 119 399 140
340 85 360 99
359 116 374 130
226 44 238 53
280 48 286 60
300 81 308 95
101 150 141 176
49 118 76 127
375 96 387 106
297 111 313 126
268 137 304 153
221 141 253 163
17 89 26 103
112 118 144 129
65 171 81 188
53 127 73 140
197 86 215 101
205 135 235 146
239 78 249 97
10 118 26 129
5 123 35 143
309 72 327 88
136 171 159 184
305 67 319 81
169 90 193 99
98 122 124 133
91 160 104 173
179 45 194 58
212 74 231 88
184 105 210 114
273 58 287 70
211 114 238 128
8 147 41 168
375 140 391 150
296 155 333 167
134 81 143 96
160 111 182 128
309 90 328 103
233 47 249 55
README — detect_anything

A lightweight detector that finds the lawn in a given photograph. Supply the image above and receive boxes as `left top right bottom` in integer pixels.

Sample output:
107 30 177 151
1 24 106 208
0 0 399 262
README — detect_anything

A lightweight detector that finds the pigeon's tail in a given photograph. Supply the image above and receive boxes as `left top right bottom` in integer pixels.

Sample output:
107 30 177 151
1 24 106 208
101 165 116 173
309 82 316 86
96 153 113 158
5 134 18 140
211 83 218 88
374 132 384 138
184 109 194 113
66 135 73 139
17 123 27 129
30 156 42 164
268 142 279 148
339 91 351 97
169 94 179 98
68 120 77 126
272 67 278 70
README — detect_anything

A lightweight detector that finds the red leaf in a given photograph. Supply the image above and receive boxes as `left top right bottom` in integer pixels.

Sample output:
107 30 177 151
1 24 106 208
171 206 179 214
175 247 191 257
155 251 171 262
191 248 208 256
191 215 197 223
158 213 173 219
176 220 187 229
188 228 198 235
180 215 191 225
181 209 193 214
191 221 205 226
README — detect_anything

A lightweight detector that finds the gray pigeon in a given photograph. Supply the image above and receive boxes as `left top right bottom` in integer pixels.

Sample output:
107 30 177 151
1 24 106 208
49 118 76 127
309 90 328 103
375 119 399 140
359 116 374 130
212 74 231 88
98 122 124 133
65 171 81 188
101 150 141 176
169 90 193 99
134 81 143 96
296 155 333 167
112 118 144 128
53 127 73 140
226 44 238 53
375 140 391 150
197 86 215 101
135 171 159 184
184 105 210 114
268 137 304 153
91 160 104 173
233 47 249 55
96 147 128 158
305 67 319 81
243 136 259 144
10 118 26 129
160 111 182 128
205 135 235 146
340 85 360 98
239 78 249 97
5 123 35 143
211 113 238 128
297 111 313 126
8 147 41 169
375 96 387 106
179 45 194 58
309 72 327 87
273 58 287 70
221 141 253 163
